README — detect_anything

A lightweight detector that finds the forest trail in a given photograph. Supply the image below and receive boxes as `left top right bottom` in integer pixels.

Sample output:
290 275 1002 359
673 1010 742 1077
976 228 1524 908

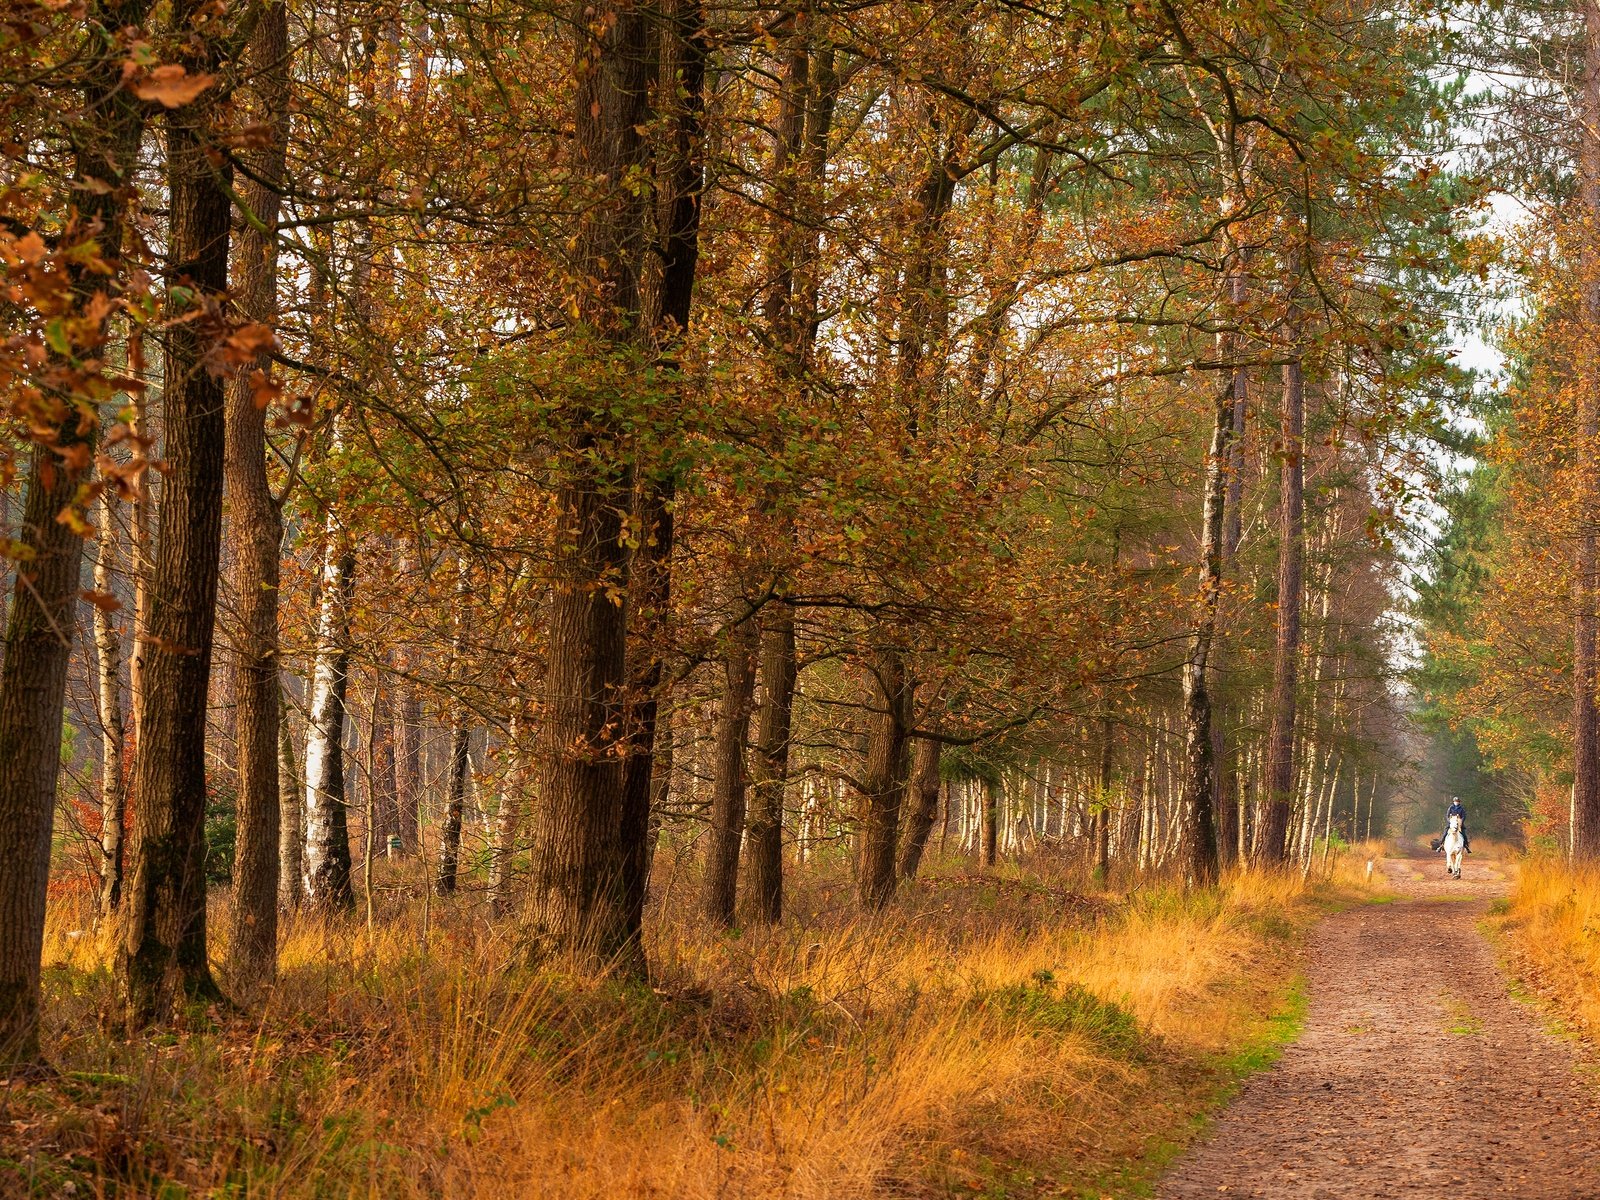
1159 850 1600 1198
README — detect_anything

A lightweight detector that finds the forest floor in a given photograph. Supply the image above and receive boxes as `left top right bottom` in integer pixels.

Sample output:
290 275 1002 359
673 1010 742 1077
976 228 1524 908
10 859 1361 1199
1159 846 1600 1199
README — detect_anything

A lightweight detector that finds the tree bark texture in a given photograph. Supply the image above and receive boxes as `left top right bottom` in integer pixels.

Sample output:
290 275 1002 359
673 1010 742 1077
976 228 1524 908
1575 0 1600 859
0 0 150 1066
981 777 998 868
747 599 796 919
1260 338 1306 864
490 717 527 916
435 724 471 896
277 690 303 912
896 736 941 881
857 649 913 909
528 0 651 968
117 41 233 1024
302 533 356 910
396 684 422 852
703 614 758 927
95 487 128 917
1095 711 1115 880
435 561 473 896
1175 373 1235 887
224 0 290 987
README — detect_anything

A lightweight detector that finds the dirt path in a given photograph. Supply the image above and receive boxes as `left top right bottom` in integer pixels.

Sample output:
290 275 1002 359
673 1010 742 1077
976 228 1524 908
1159 851 1600 1198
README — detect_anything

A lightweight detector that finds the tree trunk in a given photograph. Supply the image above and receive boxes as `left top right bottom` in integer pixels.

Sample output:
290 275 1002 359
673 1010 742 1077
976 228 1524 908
302 534 356 910
1260 335 1306 865
0 0 150 1067
981 776 999 869
1094 711 1114 881
1576 0 1600 859
747 599 796 919
435 724 471 896
369 675 398 852
857 649 913 908
95 487 128 917
897 736 941 881
490 717 527 916
129 397 153 749
615 0 706 939
1175 372 1235 887
396 684 422 852
277 690 303 912
116 42 233 1024
703 613 758 927
224 0 289 988
435 560 473 896
527 0 651 970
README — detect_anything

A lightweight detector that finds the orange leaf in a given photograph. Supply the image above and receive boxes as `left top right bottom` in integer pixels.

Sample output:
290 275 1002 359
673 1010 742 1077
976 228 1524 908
131 65 216 109
81 589 123 613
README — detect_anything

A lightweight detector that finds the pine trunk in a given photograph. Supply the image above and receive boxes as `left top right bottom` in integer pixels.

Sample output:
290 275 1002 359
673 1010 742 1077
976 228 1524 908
704 614 758 927
396 685 422 852
897 736 942 881
1576 0 1600 858
435 724 471 896
224 0 289 987
527 0 650 970
117 47 233 1024
1260 340 1306 864
1176 373 1234 887
857 649 913 908
747 600 796 919
981 776 999 869
435 561 473 896
0 0 150 1066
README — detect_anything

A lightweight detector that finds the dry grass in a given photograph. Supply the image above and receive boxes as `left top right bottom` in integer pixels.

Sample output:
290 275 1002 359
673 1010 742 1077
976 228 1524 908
12 857 1375 1198
1499 855 1600 1039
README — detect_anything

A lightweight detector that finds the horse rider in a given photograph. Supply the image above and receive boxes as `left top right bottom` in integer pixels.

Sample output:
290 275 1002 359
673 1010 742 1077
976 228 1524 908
1435 796 1471 855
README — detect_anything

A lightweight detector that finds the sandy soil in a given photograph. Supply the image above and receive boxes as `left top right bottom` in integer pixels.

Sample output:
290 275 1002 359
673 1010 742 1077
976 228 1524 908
1158 851 1600 1198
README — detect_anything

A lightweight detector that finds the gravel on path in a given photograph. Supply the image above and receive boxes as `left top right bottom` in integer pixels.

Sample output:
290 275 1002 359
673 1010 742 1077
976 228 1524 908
1158 852 1600 1198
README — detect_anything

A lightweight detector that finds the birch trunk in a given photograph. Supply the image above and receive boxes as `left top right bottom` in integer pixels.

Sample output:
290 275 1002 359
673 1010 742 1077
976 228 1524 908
489 717 527 916
95 487 127 917
302 529 356 910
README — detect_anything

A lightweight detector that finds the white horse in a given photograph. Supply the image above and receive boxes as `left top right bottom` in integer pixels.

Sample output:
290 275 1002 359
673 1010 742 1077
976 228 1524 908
1443 813 1465 879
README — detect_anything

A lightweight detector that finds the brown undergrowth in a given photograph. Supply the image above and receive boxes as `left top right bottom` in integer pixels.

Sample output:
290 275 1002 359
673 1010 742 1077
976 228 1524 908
11 852 1382 1198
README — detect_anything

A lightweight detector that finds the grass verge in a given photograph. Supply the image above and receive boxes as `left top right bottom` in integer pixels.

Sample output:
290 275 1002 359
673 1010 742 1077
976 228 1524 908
1484 855 1600 1050
10 858 1378 1198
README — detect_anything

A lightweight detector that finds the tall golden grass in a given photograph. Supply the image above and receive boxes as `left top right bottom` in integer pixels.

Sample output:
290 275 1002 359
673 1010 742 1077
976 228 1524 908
1501 854 1600 1037
20 857 1377 1198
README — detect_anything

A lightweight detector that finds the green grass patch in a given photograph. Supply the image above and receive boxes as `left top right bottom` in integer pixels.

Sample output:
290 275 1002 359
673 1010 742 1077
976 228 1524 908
1078 973 1309 1199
